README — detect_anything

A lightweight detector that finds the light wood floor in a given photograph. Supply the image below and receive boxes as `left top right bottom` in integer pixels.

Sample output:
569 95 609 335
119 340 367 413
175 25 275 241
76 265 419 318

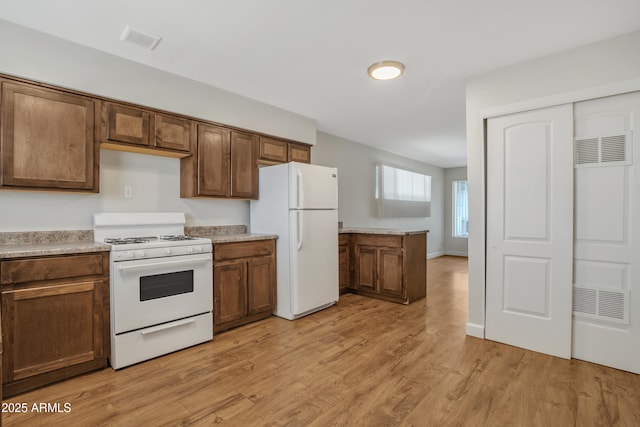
4 256 640 426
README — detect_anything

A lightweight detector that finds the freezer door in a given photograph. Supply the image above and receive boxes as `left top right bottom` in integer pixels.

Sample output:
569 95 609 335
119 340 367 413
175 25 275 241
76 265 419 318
289 209 339 316
289 162 338 210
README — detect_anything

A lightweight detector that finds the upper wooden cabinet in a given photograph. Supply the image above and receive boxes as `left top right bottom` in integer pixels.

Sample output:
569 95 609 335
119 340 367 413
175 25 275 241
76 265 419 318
0 80 98 192
100 101 191 158
288 142 311 163
181 124 258 199
230 131 258 199
103 102 151 146
259 137 288 163
258 137 311 165
154 113 191 152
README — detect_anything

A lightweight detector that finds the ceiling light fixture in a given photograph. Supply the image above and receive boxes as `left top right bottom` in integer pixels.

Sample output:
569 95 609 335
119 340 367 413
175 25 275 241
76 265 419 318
367 60 405 80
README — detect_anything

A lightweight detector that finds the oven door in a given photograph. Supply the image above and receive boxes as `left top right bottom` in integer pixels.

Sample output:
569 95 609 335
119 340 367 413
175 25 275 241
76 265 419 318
111 253 212 334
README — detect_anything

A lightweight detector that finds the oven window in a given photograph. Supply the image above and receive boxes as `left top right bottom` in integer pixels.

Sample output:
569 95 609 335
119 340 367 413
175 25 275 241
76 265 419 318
140 270 194 301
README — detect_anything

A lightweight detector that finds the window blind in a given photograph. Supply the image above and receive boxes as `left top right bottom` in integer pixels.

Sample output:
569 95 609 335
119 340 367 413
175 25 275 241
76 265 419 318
375 163 431 217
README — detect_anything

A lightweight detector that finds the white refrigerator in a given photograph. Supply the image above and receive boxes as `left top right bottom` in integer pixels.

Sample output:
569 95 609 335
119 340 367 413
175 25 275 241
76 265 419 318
250 162 339 320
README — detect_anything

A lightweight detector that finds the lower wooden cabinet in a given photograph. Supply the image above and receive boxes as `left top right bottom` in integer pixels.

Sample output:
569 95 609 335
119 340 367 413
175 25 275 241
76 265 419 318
338 234 351 294
344 232 427 304
0 252 110 397
213 239 276 333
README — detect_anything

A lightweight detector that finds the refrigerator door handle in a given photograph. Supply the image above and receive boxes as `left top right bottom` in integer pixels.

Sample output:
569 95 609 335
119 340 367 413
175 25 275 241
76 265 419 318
296 169 304 209
297 211 304 251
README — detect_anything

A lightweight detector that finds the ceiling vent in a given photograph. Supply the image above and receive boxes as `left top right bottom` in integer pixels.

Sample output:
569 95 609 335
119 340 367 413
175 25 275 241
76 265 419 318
120 25 162 50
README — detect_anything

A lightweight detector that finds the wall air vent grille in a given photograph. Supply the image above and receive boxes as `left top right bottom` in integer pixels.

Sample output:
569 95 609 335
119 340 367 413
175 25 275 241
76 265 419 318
601 135 627 163
574 132 631 168
575 138 599 165
573 285 629 325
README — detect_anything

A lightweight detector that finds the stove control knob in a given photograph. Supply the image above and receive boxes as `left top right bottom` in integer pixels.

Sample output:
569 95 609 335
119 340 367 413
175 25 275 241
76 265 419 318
137 251 146 257
164 248 172 255
127 251 134 259
188 247 194 253
195 246 203 252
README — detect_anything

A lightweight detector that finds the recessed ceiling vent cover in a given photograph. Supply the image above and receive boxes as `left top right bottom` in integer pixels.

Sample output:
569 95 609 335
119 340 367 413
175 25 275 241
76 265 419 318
574 131 632 168
120 25 162 50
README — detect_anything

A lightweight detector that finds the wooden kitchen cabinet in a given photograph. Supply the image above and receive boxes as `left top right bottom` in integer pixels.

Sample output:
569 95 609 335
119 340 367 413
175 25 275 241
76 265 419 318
230 131 259 199
100 101 191 158
213 239 276 333
0 252 110 397
349 232 426 304
288 142 311 163
259 137 288 163
181 124 259 199
258 137 312 165
0 80 98 192
338 234 351 294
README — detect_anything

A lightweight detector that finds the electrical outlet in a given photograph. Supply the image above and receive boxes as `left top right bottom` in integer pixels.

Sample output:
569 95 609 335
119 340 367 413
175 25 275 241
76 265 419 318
123 185 133 199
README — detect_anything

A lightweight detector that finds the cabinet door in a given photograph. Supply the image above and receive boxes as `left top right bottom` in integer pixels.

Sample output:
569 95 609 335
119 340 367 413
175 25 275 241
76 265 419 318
247 257 274 316
155 114 191 152
288 142 311 163
198 124 230 196
1 81 96 191
339 243 350 291
259 137 288 163
214 261 247 325
230 131 258 199
103 102 151 146
378 248 404 297
354 246 377 292
2 280 106 383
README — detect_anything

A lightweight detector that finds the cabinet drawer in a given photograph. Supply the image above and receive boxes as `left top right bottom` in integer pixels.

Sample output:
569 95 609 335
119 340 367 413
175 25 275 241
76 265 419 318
339 234 351 245
214 240 275 261
1 254 105 285
355 234 403 248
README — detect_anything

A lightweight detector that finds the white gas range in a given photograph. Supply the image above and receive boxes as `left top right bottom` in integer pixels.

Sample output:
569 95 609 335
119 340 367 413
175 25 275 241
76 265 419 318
94 212 213 369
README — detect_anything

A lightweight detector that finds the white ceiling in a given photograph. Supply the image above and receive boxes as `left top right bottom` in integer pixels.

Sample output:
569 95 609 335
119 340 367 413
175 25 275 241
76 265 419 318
1 1 639 168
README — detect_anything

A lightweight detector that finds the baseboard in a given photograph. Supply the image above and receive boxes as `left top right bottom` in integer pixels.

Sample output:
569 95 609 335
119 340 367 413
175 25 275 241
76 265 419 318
444 251 468 257
427 251 444 259
466 323 484 338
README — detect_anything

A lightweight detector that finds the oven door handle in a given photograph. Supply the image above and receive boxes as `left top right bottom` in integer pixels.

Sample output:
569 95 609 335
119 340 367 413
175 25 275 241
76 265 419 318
116 256 211 274
139 318 196 335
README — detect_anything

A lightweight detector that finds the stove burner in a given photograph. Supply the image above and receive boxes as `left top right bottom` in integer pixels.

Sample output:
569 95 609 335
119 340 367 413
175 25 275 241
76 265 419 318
105 237 155 245
160 235 198 241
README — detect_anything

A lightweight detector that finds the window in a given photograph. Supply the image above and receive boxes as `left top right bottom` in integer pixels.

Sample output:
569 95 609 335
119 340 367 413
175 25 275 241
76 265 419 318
375 163 431 217
452 180 468 237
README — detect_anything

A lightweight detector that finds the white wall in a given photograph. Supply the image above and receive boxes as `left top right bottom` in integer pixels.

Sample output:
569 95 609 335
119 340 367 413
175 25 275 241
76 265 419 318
0 20 316 231
466 30 640 337
312 132 444 258
444 167 468 256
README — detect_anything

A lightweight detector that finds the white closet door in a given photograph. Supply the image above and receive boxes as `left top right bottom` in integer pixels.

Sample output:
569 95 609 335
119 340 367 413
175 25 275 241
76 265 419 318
572 92 640 374
486 104 574 358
